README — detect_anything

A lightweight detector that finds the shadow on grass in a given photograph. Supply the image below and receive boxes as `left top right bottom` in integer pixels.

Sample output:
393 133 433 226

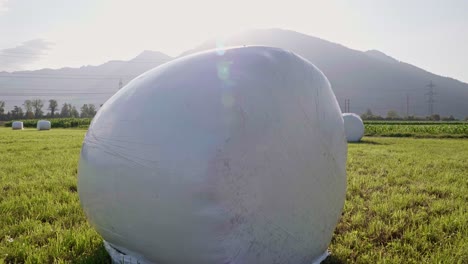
11 129 40 132
322 255 348 264
75 243 111 264
365 133 468 139
349 139 387 145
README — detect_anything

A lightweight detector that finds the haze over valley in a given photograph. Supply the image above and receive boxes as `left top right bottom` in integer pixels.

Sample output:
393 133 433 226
1 29 467 118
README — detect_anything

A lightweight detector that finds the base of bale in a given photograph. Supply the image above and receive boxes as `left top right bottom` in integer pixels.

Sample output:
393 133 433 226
104 240 330 264
104 241 152 264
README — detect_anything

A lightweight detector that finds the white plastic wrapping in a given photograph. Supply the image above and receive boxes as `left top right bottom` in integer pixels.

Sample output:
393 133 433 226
37 120 51 130
342 113 364 142
78 46 347 264
12 121 23 130
104 240 330 264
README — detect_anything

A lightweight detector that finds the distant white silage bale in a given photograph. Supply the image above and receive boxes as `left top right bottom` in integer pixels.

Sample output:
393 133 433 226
37 120 51 130
12 121 24 130
343 113 365 142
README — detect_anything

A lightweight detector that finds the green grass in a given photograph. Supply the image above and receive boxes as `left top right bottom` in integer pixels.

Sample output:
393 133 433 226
326 138 468 263
1 128 468 263
0 128 108 263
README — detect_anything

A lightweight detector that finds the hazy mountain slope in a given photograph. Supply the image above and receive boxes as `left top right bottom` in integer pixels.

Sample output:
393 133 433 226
1 29 467 118
182 29 468 118
364 50 399 64
0 51 172 109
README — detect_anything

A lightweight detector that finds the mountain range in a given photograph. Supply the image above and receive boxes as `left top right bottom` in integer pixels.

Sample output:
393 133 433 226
1 28 467 118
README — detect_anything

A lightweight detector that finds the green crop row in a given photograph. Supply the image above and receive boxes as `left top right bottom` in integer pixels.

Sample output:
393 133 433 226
364 121 468 125
4 118 92 128
365 124 468 137
5 118 468 137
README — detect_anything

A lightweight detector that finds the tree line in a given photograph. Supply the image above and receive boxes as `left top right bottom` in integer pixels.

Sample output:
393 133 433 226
0 99 97 121
361 108 468 121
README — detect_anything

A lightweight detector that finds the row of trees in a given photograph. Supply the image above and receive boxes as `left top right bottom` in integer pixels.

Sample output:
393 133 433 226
0 99 97 121
1 101 466 122
361 109 467 121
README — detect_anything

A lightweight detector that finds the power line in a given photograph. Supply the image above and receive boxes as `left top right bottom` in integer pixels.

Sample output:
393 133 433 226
1 50 168 61
0 54 44 58
0 75 127 80
0 88 118 92
0 92 113 96
0 56 165 64
0 89 116 96
0 50 49 55
3 97 108 103
3 72 136 77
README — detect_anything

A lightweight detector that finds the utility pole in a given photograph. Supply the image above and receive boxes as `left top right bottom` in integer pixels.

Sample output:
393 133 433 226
119 78 123 90
426 81 436 116
344 98 350 113
406 93 409 117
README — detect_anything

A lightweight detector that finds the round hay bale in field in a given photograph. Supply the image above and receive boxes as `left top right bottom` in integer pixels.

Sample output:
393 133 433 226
343 113 364 142
37 120 51 130
12 121 24 130
78 46 347 264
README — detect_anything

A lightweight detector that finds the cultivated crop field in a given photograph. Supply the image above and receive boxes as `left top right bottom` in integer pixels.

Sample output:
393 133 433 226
1 128 468 263
364 121 468 138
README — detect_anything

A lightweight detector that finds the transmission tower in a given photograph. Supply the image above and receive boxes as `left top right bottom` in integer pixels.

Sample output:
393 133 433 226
406 93 409 117
344 98 350 113
425 81 436 116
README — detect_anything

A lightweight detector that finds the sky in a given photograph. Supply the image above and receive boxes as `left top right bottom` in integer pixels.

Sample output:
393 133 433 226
1 0 467 82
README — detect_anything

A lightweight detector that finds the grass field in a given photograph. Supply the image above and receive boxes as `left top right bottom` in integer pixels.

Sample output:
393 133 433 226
0 128 108 263
1 128 467 263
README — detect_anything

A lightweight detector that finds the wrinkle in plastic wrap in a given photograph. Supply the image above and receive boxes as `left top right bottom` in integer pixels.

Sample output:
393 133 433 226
78 46 347 264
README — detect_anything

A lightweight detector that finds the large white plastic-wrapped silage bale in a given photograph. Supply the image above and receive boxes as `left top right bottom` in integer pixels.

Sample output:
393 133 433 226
342 113 365 142
78 46 347 264
37 120 51 130
12 121 24 130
